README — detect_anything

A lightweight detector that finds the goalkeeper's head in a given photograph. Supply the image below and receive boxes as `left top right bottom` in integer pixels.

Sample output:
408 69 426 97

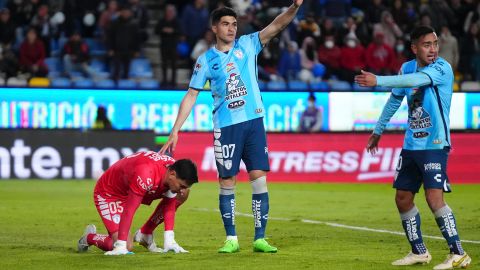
210 7 237 44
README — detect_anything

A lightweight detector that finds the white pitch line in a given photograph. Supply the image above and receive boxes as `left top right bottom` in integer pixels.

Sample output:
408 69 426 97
192 208 480 245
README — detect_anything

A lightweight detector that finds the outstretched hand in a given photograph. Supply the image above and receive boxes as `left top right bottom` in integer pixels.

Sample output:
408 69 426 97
354 70 377 87
293 0 303 7
159 132 179 156
366 134 381 155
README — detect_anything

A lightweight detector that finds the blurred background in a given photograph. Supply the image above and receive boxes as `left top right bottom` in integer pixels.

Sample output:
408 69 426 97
0 0 479 183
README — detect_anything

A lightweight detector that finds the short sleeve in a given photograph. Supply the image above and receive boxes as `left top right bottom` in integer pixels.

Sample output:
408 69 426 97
129 164 155 197
239 32 263 55
419 59 453 87
189 54 209 90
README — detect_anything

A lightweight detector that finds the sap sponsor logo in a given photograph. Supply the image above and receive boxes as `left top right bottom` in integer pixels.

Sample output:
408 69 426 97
201 146 402 181
424 162 441 171
413 131 429 138
227 100 245 109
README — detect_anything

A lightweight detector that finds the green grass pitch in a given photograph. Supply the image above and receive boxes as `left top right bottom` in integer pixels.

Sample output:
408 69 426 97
0 180 478 270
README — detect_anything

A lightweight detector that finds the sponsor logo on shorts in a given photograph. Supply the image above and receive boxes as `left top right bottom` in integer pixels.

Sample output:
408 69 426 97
413 132 429 138
433 139 442 144
112 214 121 224
227 100 245 110
424 162 441 171
255 108 263 114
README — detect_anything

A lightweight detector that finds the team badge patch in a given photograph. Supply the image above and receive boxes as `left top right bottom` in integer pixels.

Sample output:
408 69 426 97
233 49 243 59
225 160 232 170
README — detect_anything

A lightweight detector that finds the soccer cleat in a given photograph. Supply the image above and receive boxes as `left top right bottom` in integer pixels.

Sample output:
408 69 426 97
433 253 471 270
253 238 277 253
218 239 240 253
391 251 432 266
77 224 96 252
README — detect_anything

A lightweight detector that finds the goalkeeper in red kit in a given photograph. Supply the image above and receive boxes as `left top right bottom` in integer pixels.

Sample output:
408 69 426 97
77 151 198 255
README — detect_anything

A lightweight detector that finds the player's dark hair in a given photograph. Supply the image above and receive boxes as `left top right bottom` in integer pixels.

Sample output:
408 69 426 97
211 7 237 25
410 26 436 43
170 159 198 185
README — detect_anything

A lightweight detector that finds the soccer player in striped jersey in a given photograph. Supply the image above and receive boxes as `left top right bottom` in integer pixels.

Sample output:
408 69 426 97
355 26 471 269
161 1 303 253
77 151 198 255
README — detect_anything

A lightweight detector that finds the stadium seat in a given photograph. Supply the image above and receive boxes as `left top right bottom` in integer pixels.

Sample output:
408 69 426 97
310 81 329 91
257 80 266 90
288 80 308 91
72 78 94 88
50 77 71 88
84 38 106 57
29 77 50 87
89 59 110 79
95 79 115 89
353 83 373 91
461 81 480 91
45 57 62 73
138 79 160 89
50 37 68 57
129 58 153 78
117 79 137 89
266 81 287 91
6 77 28 87
329 80 352 91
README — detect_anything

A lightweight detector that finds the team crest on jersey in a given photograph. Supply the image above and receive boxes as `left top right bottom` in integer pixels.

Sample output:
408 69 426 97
225 73 248 100
226 62 235 72
233 49 243 59
193 63 201 75
224 160 232 170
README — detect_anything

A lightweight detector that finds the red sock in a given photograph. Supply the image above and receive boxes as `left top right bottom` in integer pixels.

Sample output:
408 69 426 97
87 234 113 251
140 199 183 234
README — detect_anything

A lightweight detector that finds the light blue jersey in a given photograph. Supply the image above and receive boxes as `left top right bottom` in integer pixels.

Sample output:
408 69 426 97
189 32 265 128
392 57 453 150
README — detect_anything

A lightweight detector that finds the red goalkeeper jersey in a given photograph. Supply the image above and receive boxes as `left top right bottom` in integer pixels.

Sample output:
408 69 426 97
94 151 176 240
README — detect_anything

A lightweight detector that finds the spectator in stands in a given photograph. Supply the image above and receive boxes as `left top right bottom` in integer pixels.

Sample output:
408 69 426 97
30 4 52 55
297 13 321 44
449 0 471 38
0 8 15 46
318 0 351 28
372 10 402 48
98 0 118 37
365 32 395 75
390 0 412 33
180 0 209 48
129 0 149 43
320 18 337 43
298 93 322 133
299 36 318 82
7 0 41 27
0 42 19 79
62 31 96 79
107 5 140 81
339 35 365 83
156 4 181 88
439 26 459 71
92 105 113 130
318 34 342 79
365 0 386 25
19 27 48 77
278 40 301 82
459 23 480 81
190 29 214 61
391 38 408 73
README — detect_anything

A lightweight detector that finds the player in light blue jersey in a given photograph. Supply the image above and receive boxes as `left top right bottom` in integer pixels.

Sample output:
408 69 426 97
160 1 304 253
355 26 471 269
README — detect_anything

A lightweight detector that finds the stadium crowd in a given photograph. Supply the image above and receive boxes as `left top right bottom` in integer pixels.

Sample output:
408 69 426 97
0 0 479 90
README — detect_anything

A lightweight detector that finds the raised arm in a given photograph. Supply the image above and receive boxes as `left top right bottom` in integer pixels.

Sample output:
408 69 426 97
159 88 200 155
355 70 432 88
259 0 303 45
